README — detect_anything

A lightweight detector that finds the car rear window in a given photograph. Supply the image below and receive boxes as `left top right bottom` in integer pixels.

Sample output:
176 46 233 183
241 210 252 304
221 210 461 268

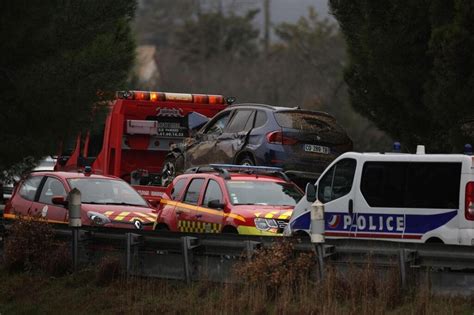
274 111 341 132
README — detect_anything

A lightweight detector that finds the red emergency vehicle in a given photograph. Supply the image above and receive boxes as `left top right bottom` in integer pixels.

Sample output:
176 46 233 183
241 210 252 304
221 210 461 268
55 90 233 201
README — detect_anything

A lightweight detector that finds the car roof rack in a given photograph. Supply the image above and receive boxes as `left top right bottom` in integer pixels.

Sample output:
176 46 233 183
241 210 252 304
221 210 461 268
185 166 231 180
185 164 292 182
208 164 290 182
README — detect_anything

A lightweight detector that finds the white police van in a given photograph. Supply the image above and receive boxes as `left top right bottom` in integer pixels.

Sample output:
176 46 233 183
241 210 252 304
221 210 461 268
286 146 474 245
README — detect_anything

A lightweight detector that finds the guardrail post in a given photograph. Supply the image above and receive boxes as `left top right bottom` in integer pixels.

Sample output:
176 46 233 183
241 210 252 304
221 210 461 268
311 200 325 280
245 240 261 261
126 233 142 276
68 188 82 272
399 249 407 288
182 236 199 284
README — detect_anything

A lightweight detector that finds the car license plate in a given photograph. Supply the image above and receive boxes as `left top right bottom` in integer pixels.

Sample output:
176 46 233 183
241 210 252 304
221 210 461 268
304 144 330 154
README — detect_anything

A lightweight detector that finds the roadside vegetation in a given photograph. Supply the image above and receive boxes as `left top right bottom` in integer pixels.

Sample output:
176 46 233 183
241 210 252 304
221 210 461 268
0 220 472 314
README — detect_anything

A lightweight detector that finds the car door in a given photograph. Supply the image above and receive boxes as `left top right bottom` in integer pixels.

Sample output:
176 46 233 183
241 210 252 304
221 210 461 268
32 176 68 223
195 179 226 233
316 158 357 238
9 175 44 217
215 109 255 162
185 111 232 168
176 178 205 232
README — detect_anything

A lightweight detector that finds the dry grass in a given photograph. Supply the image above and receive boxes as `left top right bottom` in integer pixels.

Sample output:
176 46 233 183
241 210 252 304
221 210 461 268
0 232 472 314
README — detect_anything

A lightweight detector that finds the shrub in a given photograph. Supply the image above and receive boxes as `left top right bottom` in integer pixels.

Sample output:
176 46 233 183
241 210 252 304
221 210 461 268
4 216 71 275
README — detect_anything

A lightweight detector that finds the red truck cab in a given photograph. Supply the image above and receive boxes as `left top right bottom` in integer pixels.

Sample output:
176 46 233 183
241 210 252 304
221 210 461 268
55 91 232 201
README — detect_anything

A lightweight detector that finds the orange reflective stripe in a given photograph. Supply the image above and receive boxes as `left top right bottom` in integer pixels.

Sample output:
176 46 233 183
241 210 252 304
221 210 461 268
160 199 246 222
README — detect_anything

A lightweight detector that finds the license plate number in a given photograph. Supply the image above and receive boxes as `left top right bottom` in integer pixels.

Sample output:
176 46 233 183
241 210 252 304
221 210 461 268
304 144 330 154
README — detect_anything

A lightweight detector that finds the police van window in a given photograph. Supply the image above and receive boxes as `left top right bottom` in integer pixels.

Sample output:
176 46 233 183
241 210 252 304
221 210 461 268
171 178 186 200
39 177 67 205
360 162 461 209
205 112 231 135
183 178 205 205
225 110 253 133
317 158 356 203
361 162 406 208
254 111 267 128
405 162 461 208
19 176 44 201
203 180 223 207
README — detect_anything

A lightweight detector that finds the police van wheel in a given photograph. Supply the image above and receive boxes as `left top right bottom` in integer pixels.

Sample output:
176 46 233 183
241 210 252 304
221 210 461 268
426 237 443 244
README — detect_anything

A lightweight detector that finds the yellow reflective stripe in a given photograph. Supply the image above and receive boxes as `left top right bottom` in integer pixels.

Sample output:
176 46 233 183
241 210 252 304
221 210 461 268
104 211 114 216
3 213 68 225
133 212 156 222
265 212 277 219
278 211 292 220
114 212 130 221
237 225 283 236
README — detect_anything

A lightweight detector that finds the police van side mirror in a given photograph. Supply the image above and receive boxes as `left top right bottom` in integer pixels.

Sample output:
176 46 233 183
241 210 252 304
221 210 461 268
305 183 317 203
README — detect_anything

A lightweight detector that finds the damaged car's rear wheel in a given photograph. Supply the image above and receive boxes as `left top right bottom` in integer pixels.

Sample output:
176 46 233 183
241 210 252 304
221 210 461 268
161 155 184 186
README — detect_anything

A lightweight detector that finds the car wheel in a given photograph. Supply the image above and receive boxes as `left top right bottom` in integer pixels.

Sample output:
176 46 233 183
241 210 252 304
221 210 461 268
161 155 183 186
239 156 255 166
155 223 169 231
222 226 238 234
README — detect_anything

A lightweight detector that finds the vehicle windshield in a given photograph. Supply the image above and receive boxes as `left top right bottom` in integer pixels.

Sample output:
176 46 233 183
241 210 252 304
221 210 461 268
67 178 148 207
226 181 303 206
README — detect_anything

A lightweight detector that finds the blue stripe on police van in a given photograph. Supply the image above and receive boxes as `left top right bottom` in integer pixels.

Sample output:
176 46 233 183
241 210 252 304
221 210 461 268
291 210 458 235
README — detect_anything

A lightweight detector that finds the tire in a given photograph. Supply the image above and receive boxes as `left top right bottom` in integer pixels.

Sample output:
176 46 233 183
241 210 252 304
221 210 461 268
155 223 169 231
222 226 238 234
161 155 183 186
238 156 255 166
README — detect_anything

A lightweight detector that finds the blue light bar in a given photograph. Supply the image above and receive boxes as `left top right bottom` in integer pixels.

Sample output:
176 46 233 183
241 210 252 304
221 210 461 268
464 144 472 156
209 164 283 172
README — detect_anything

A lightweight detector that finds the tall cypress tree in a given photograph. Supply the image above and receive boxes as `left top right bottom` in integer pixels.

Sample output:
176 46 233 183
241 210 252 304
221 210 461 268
330 0 474 152
0 0 136 177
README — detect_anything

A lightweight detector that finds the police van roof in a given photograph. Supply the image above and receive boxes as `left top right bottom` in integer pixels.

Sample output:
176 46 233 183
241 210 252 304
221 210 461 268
337 151 474 172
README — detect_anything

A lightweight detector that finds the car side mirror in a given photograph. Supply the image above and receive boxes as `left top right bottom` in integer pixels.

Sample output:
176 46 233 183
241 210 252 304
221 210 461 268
208 199 225 210
148 199 160 208
52 196 68 207
305 183 317 203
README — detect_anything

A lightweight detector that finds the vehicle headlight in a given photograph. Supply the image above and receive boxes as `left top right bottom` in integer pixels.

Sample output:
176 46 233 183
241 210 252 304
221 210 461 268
87 211 111 226
254 218 278 231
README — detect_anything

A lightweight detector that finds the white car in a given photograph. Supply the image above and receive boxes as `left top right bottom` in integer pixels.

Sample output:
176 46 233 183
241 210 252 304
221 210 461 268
2 157 56 202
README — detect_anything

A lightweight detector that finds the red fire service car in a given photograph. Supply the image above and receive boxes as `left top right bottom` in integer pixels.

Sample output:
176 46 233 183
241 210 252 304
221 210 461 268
55 90 234 202
4 169 158 230
154 164 304 235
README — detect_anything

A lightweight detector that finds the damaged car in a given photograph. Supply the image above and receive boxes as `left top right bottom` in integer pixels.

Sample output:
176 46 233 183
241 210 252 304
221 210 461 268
162 104 352 187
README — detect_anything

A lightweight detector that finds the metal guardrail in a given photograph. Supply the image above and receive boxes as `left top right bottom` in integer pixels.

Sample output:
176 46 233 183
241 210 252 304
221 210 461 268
2 224 474 293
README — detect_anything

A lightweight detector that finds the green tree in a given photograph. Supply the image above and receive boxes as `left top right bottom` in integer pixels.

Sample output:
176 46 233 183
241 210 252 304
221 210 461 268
330 0 474 152
273 8 391 150
174 9 260 62
0 0 136 179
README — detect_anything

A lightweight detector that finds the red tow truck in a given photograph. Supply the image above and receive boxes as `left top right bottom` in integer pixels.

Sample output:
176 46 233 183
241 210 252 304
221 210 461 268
55 90 233 201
